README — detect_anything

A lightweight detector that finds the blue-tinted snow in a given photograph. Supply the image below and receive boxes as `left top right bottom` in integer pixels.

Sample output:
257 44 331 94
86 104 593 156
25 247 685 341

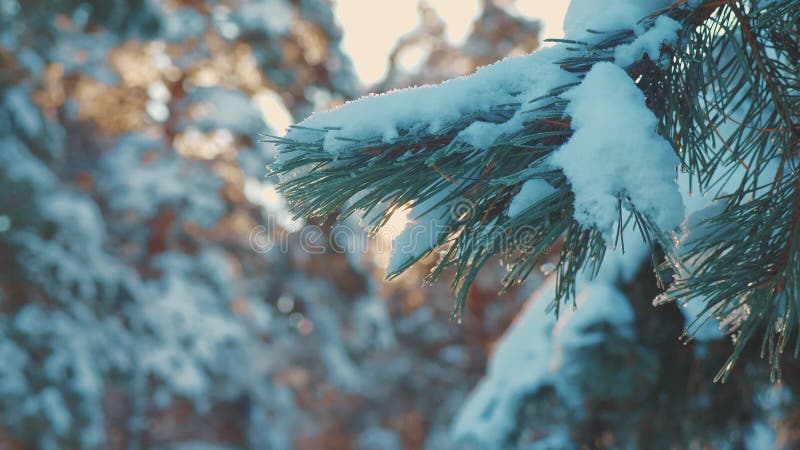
550 62 684 238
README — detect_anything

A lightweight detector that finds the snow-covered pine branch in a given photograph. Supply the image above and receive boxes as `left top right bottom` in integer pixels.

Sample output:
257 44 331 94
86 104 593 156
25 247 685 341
270 0 800 377
272 0 683 306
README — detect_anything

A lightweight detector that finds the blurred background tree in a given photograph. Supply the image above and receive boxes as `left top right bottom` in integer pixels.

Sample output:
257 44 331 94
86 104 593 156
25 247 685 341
1 1 797 449
0 1 546 449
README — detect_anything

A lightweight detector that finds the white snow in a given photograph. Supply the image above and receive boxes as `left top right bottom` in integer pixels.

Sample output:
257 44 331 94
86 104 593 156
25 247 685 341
452 234 646 448
549 62 684 237
160 6 207 41
281 0 686 247
0 136 57 189
457 120 509 148
285 46 575 156
139 252 250 405
293 283 366 392
746 422 778 450
508 179 557 218
356 427 402 450
13 192 125 305
185 88 267 135
5 87 42 137
669 168 757 341
563 0 673 39
99 134 225 228
354 296 397 350
451 280 556 448
38 387 72 435
614 15 682 67
452 227 650 447
0 339 28 397
244 178 303 230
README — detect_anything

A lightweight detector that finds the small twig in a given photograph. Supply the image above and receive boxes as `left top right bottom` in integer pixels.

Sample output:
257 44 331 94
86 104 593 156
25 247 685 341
465 158 496 197
481 187 507 224
432 163 461 186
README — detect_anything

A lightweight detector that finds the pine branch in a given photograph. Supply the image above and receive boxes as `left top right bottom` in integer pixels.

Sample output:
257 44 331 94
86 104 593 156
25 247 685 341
654 0 800 380
270 0 800 378
269 22 677 319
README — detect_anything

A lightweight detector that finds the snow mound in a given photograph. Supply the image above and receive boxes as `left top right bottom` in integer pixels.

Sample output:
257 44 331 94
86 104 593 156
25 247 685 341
550 62 683 237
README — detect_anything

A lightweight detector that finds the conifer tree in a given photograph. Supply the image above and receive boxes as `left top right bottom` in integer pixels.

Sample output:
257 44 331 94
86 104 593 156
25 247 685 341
0 1 360 448
270 0 800 379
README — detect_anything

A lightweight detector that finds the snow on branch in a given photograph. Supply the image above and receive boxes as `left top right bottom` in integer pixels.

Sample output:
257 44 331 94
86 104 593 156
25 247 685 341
270 0 687 317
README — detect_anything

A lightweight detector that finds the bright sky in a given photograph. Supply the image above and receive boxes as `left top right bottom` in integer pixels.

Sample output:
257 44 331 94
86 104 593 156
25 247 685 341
335 0 571 85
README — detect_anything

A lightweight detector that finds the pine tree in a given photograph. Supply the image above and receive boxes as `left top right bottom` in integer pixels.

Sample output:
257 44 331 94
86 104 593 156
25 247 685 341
0 1 361 448
269 0 800 380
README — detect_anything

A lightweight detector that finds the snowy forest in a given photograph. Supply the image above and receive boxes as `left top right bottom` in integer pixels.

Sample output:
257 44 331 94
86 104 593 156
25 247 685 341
1 0 798 449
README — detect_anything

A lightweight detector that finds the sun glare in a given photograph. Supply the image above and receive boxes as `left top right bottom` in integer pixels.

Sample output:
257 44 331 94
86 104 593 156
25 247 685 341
335 0 570 86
